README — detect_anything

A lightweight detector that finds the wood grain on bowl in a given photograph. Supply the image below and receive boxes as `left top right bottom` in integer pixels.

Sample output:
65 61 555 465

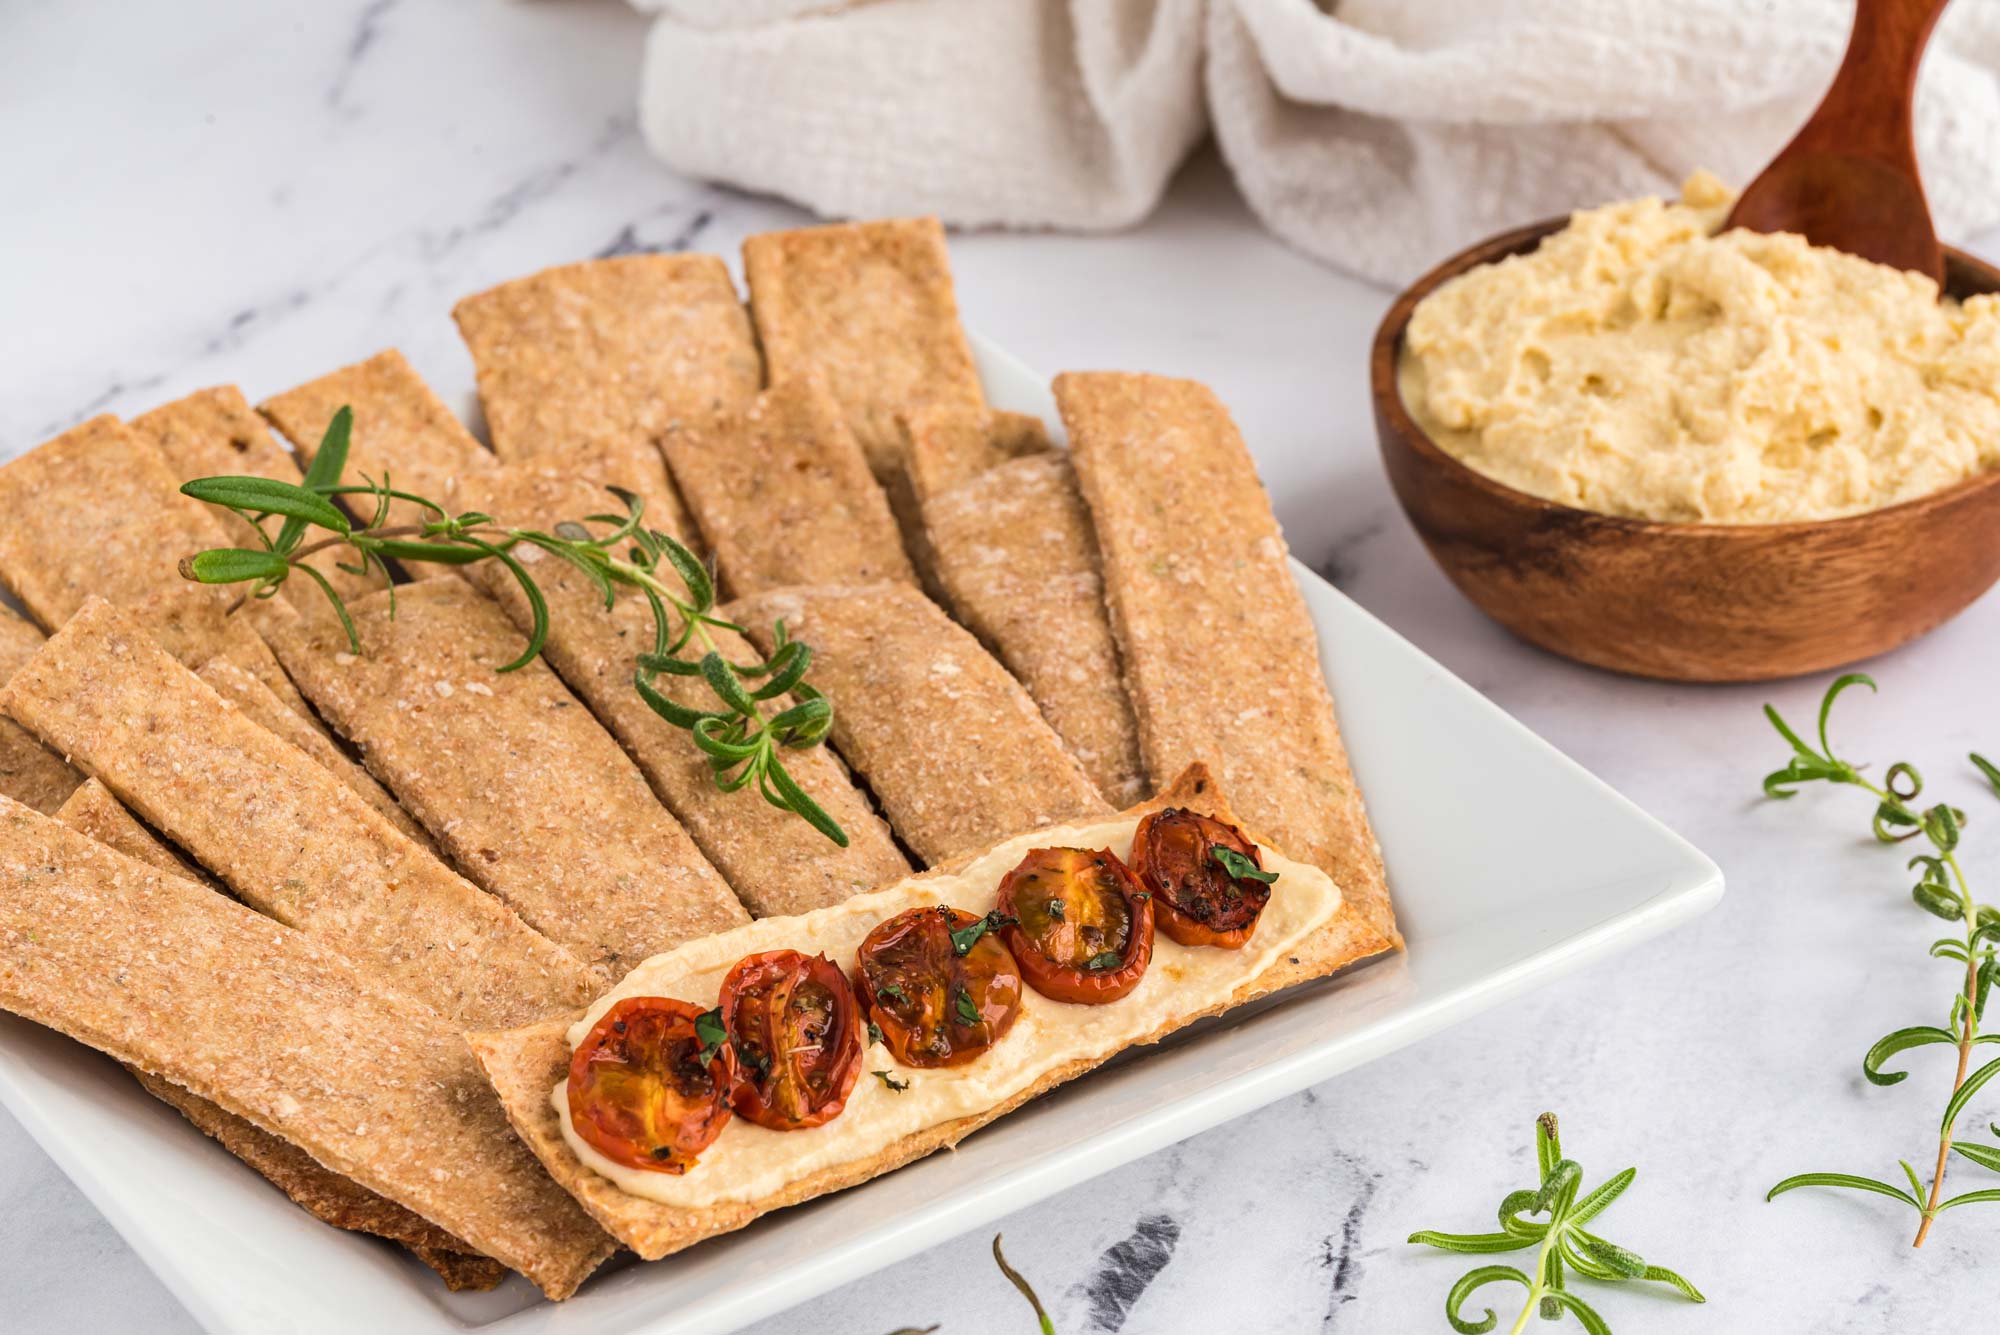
1372 221 2000 683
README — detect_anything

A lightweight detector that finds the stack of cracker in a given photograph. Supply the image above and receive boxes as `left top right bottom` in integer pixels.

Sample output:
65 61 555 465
0 215 1396 1301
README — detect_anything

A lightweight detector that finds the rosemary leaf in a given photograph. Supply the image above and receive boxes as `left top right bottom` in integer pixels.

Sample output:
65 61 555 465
182 476 351 535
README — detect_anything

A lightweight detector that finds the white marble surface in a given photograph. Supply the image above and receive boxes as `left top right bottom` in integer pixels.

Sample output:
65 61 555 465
2 2 1996 1332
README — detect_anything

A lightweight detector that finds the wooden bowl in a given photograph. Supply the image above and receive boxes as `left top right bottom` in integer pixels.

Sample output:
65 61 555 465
1372 220 2000 683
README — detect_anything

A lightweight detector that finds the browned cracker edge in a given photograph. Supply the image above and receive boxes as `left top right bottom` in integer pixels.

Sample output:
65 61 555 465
469 762 1394 1259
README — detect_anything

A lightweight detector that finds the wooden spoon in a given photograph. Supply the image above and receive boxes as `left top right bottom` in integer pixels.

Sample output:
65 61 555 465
1725 0 1950 284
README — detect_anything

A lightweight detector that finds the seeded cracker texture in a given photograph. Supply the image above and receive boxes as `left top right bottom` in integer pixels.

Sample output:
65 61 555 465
660 376 917 598
1 598 594 1029
0 415 314 722
0 798 614 1298
0 607 80 814
742 218 986 488
468 764 1390 1259
453 254 763 544
267 579 750 982
260 348 500 541
47 782 503 1289
195 657 441 856
726 583 1111 866
55 779 212 886
922 452 1146 806
891 403 1053 599
131 384 384 610
901 404 1053 506
1056 372 1400 947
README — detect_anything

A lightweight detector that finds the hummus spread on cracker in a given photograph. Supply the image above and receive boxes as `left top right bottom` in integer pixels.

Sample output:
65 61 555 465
553 810 1341 1207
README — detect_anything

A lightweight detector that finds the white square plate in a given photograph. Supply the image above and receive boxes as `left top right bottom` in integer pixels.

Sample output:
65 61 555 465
0 339 1722 1335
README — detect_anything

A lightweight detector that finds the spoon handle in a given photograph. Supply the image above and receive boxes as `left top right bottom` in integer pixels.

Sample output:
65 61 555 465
1793 0 1950 163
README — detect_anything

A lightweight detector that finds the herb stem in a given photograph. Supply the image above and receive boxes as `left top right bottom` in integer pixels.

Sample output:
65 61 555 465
1914 849 1981 1248
1506 1241 1551 1335
290 523 430 561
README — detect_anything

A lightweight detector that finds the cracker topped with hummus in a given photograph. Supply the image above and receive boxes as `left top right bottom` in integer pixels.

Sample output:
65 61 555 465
1399 171 2000 524
0 218 1396 1299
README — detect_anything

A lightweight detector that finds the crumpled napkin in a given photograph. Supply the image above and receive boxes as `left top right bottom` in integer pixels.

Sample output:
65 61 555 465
632 0 2000 286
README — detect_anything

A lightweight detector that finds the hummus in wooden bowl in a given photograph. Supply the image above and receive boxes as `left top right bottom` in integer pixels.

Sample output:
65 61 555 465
1372 179 2000 682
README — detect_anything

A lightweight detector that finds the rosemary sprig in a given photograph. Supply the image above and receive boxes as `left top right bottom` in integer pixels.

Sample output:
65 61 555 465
883 1234 1054 1334
1409 1113 1702 1335
1760 673 2000 1244
175 406 849 846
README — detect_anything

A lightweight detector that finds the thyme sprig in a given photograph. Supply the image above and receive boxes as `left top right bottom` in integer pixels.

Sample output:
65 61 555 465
174 406 848 846
1409 1113 1703 1335
1761 673 2000 1244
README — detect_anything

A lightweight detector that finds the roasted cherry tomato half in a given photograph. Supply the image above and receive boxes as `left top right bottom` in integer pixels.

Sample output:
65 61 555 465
1130 807 1272 948
856 905 1023 1068
567 996 734 1174
718 949 865 1131
996 846 1154 1004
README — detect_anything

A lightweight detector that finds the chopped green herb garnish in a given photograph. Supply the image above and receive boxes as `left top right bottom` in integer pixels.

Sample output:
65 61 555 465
954 988 980 1026
872 1069 910 1093
1085 950 1124 972
877 984 910 1006
693 1007 728 1065
950 909 1017 956
867 1020 885 1047
1211 845 1277 884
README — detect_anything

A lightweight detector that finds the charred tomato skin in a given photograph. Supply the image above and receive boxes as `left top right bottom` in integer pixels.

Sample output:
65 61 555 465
718 949 865 1131
996 846 1154 1004
856 905 1023 1068
1130 807 1271 948
567 996 735 1174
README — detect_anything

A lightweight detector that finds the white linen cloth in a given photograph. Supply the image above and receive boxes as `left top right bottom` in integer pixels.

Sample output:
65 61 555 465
633 0 2000 286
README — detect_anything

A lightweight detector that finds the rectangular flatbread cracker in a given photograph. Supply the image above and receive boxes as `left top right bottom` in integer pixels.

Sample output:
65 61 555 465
901 403 1052 505
1 598 594 1028
0 798 613 1298
195 657 438 855
0 415 232 626
260 349 498 540
660 376 915 597
894 404 1051 600
0 606 80 814
1056 372 1399 945
742 218 985 485
267 578 750 981
922 452 1144 805
467 766 1391 1259
131 1070 506 1291
56 778 212 886
0 415 311 716
131 385 384 609
50 781 501 1289
454 255 762 543
727 583 1110 865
